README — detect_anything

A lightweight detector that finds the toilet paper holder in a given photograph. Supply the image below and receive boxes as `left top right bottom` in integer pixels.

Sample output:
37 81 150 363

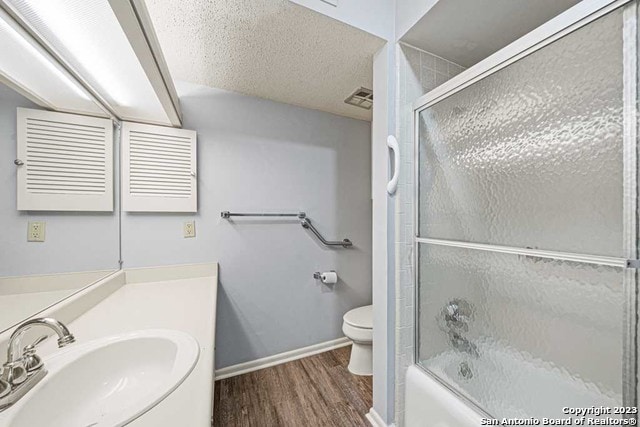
313 271 336 280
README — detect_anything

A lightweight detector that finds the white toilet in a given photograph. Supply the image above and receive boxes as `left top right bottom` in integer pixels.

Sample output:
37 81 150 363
342 305 373 376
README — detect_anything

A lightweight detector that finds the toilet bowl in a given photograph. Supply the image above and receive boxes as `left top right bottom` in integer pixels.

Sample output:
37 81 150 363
342 305 373 376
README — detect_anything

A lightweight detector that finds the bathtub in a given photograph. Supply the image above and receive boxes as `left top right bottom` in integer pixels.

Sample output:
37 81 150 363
406 365 482 427
405 347 621 427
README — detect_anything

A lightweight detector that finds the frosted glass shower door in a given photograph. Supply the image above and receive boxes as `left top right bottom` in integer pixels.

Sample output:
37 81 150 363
415 3 637 420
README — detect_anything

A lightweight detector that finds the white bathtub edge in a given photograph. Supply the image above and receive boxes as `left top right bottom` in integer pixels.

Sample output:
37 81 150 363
405 365 483 427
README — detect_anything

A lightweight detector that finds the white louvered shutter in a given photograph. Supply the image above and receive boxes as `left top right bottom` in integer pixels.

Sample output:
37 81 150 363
16 108 113 211
122 122 197 212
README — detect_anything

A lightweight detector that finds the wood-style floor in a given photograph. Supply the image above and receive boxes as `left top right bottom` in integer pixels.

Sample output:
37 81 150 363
213 345 372 427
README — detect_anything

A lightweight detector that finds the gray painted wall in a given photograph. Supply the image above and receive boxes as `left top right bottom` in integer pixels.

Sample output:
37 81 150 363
0 84 120 277
121 82 372 369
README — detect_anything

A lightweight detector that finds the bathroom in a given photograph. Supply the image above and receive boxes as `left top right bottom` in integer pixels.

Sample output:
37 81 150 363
0 0 634 426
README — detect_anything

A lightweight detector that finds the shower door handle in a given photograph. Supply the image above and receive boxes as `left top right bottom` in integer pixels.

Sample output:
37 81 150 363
387 135 399 195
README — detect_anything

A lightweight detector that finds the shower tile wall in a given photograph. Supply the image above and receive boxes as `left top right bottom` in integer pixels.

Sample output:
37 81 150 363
394 43 464 426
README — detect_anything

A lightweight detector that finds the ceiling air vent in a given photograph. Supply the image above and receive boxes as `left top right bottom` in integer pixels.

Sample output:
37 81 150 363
344 87 373 110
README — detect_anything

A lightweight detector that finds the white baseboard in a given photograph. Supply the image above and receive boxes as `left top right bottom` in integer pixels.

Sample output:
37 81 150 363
215 337 351 380
366 408 392 427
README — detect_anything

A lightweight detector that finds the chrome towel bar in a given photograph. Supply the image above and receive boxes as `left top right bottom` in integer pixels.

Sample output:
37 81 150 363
220 211 353 248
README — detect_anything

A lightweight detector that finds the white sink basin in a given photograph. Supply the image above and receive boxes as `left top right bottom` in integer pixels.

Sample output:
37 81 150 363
0 329 199 427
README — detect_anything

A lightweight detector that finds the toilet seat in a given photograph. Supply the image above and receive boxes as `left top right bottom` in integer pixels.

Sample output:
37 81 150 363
342 322 372 343
342 305 373 343
343 305 372 329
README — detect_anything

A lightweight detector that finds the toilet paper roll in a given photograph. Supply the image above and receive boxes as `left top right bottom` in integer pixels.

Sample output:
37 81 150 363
320 271 338 284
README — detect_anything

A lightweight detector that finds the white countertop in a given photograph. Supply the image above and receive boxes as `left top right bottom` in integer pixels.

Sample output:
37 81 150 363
0 264 218 427
72 276 217 427
0 289 72 330
0 269 115 334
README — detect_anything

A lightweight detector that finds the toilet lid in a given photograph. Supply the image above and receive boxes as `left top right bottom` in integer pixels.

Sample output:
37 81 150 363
343 305 373 329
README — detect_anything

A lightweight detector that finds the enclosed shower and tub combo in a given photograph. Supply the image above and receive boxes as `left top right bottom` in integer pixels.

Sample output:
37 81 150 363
405 0 639 424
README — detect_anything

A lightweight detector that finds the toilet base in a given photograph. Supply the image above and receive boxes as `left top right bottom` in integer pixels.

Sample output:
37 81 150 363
348 341 372 376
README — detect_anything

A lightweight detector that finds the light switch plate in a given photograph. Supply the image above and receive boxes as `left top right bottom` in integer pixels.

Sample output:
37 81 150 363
28 221 46 242
184 220 196 238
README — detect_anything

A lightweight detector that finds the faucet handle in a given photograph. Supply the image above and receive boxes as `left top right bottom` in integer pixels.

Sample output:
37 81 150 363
0 378 9 399
440 299 473 333
23 335 48 351
0 361 26 386
22 335 47 372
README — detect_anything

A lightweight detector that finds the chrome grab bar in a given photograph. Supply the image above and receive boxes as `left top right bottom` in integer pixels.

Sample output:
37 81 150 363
221 211 305 219
220 211 353 248
300 218 352 248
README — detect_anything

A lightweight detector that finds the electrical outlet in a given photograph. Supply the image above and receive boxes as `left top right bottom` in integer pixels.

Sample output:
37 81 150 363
184 220 196 238
28 221 46 242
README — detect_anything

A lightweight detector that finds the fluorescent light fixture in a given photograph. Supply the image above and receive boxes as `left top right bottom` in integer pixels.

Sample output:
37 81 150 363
0 8 104 116
3 0 181 127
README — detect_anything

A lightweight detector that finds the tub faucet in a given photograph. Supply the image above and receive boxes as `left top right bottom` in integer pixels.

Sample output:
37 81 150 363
442 299 472 332
448 331 479 358
440 299 478 358
0 317 75 411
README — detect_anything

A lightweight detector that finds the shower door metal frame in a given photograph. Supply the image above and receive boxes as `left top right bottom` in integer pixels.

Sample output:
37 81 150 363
412 0 638 413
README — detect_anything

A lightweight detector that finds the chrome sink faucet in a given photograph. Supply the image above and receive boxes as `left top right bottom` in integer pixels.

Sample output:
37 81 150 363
0 318 75 412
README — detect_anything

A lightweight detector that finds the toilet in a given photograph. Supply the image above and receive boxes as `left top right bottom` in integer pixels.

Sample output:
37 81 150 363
342 305 373 376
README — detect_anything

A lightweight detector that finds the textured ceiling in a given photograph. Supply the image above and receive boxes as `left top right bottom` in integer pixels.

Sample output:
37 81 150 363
144 0 385 121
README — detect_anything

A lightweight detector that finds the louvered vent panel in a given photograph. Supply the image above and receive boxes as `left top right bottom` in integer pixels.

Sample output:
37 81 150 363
129 130 192 198
122 122 197 212
25 118 106 195
17 108 113 211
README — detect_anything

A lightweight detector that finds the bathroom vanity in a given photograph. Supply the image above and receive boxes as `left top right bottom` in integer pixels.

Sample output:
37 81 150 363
0 263 218 427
